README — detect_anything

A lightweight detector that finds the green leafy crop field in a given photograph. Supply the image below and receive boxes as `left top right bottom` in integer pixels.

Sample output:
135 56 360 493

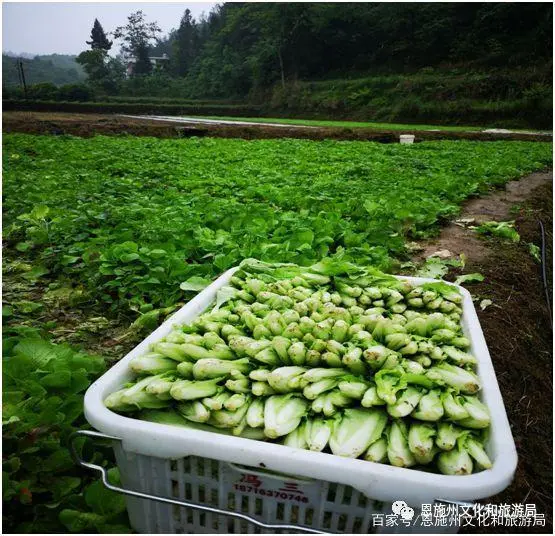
4 135 551 318
2 133 552 532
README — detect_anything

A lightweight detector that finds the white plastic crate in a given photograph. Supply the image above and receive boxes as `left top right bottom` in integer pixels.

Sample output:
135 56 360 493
81 268 517 533
111 446 467 534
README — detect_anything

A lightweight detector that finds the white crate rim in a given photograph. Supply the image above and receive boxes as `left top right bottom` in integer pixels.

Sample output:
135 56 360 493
84 268 517 507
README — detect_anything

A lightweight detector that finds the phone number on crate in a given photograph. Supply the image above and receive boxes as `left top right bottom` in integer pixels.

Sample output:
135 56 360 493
233 484 309 503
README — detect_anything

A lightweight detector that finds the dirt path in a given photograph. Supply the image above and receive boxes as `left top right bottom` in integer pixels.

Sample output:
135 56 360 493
415 170 553 533
417 171 552 262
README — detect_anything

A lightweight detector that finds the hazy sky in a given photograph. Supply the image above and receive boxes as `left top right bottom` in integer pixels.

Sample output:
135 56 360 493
3 2 218 56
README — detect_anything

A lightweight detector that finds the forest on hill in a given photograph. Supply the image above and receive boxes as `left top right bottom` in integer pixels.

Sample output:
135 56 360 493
4 3 552 128
3 53 85 86
170 2 552 98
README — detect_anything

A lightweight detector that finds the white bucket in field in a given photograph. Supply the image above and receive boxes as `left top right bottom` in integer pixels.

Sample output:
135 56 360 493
400 134 415 144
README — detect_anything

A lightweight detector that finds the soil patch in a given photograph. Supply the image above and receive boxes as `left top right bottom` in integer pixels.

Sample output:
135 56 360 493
3 111 551 142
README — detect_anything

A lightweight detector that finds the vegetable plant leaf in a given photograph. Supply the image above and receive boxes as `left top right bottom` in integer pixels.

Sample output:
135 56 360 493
473 221 520 242
454 273 485 285
416 259 449 279
84 469 126 517
180 277 212 292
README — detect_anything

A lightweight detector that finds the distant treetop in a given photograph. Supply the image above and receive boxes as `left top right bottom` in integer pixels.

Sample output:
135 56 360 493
86 18 112 51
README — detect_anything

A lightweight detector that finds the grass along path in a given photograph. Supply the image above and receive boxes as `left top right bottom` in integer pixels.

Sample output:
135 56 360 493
183 115 483 131
182 115 552 134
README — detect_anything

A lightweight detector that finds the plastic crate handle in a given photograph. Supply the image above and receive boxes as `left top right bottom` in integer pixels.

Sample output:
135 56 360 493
69 429 329 534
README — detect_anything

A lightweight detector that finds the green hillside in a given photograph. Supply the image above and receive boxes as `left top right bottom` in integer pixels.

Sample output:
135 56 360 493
2 54 85 87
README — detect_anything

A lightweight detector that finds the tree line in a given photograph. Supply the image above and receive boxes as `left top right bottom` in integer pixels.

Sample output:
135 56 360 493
72 3 552 98
5 2 552 106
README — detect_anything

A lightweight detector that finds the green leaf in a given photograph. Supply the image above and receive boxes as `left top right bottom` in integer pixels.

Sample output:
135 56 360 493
50 476 82 501
31 205 50 219
14 301 44 314
43 450 74 473
119 253 140 262
14 338 70 369
149 249 167 259
3 390 25 403
17 379 48 397
113 241 138 254
129 309 161 331
15 241 33 252
214 252 237 270
454 273 485 285
289 229 314 249
41 371 73 389
420 280 461 294
180 276 212 292
363 200 380 215
3 415 21 426
68 369 92 394
84 469 126 517
416 259 449 279
60 255 80 265
528 243 541 263
3 456 21 473
473 221 520 242
213 285 239 310
310 257 366 276
59 509 108 532
70 353 106 375
21 265 49 280
61 399 86 423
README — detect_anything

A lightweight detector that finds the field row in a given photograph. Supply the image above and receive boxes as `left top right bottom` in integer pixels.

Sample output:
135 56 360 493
3 134 552 318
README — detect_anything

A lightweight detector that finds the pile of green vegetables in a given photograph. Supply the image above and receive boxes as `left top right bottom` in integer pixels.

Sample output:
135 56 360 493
105 259 492 475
